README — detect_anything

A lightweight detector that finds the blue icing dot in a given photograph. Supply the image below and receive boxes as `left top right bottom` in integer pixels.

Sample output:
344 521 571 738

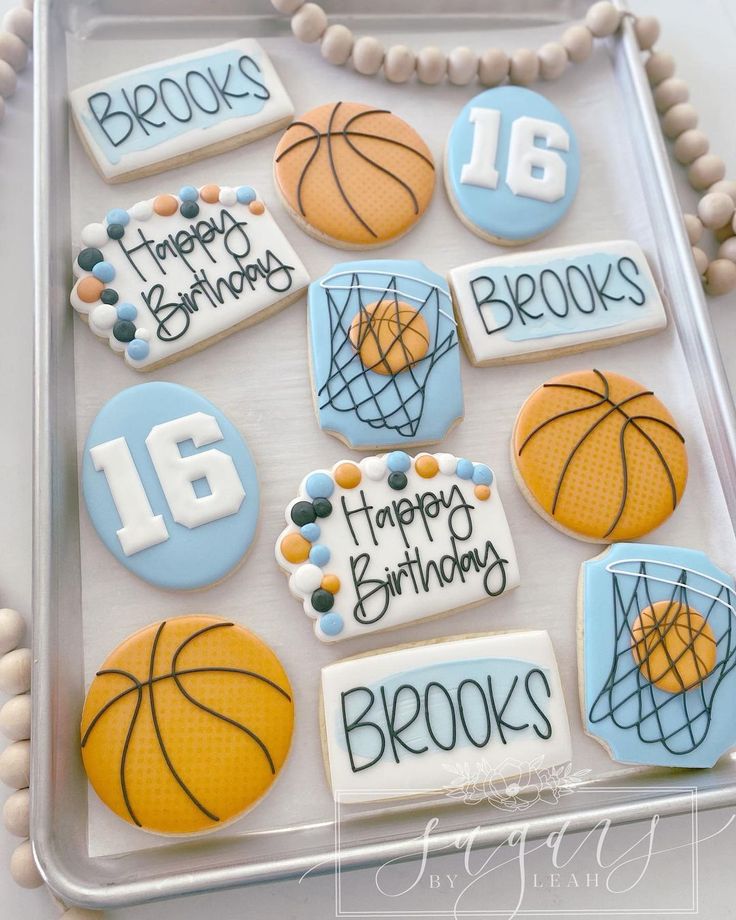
309 544 330 566
116 302 137 321
300 522 321 542
126 339 150 361
306 472 334 499
319 612 344 637
387 451 411 473
472 464 493 486
456 459 474 480
92 261 115 283
106 208 130 227
179 185 199 201
236 186 256 204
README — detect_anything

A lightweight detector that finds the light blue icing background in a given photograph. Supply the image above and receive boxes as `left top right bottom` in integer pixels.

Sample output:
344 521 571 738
338 656 552 762
468 251 654 342
446 87 580 241
309 260 464 449
81 382 259 590
583 542 736 768
81 48 269 165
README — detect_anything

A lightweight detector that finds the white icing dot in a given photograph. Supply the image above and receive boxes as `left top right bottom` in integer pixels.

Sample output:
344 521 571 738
81 222 108 248
292 564 323 593
89 304 118 332
436 453 457 475
134 327 151 341
363 457 386 480
129 200 154 221
219 187 237 206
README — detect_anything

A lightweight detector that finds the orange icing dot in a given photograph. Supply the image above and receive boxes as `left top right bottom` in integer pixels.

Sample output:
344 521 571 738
153 194 178 216
200 185 220 203
280 533 311 564
249 200 265 215
76 277 105 303
334 462 361 489
474 485 491 501
415 455 439 478
321 574 341 594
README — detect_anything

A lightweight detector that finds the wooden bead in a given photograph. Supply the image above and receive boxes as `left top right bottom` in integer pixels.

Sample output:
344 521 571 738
698 192 735 230
447 46 477 86
2 8 33 46
416 45 446 85
352 36 384 75
634 15 660 50
0 647 31 695
0 608 24 655
673 129 709 165
688 154 726 191
384 45 415 84
0 58 18 96
645 51 675 85
0 31 28 71
3 788 30 837
709 179 736 203
0 693 31 741
0 740 30 788
662 102 697 139
705 259 736 296
585 1 621 37
691 247 708 276
10 840 43 889
683 213 703 245
538 41 567 80
654 77 689 113
562 24 593 64
290 2 327 43
270 0 303 12
320 24 353 66
718 237 736 264
509 48 539 86
478 48 508 86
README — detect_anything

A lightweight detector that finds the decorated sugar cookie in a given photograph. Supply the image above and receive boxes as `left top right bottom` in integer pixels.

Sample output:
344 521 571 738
512 369 687 542
70 40 294 183
309 260 463 449
445 87 580 245
321 630 571 802
81 616 293 834
82 383 259 590
448 240 667 365
273 101 435 248
580 543 736 768
275 452 519 642
70 184 309 370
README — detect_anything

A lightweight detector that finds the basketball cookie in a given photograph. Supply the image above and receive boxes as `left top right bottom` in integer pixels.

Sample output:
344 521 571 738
579 543 736 767
273 101 435 248
81 616 294 835
512 369 687 542
308 260 463 449
445 87 580 245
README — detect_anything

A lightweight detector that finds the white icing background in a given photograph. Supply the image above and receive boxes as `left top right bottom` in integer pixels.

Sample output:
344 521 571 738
64 23 736 859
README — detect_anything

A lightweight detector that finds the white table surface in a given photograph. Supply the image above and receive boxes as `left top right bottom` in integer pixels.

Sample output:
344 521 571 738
2 1 736 917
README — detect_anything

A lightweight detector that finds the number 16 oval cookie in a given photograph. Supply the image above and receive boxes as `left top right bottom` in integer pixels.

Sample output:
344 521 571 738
512 369 688 542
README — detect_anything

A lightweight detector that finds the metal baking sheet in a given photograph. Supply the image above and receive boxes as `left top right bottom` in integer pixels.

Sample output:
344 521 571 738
32 0 736 909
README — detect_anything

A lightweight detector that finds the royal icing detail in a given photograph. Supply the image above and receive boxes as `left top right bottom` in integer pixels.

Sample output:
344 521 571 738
309 261 463 449
70 40 294 182
81 616 294 834
275 453 519 642
445 87 580 244
581 544 736 768
448 241 667 365
82 382 259 590
70 185 309 370
273 102 435 247
512 369 688 542
321 631 571 802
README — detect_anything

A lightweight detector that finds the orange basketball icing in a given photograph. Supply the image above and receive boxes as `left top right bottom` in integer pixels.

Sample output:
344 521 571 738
349 300 430 376
415 455 439 478
631 601 716 693
273 101 435 246
80 616 293 835
280 533 311 563
334 462 361 488
153 194 178 216
513 369 687 541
